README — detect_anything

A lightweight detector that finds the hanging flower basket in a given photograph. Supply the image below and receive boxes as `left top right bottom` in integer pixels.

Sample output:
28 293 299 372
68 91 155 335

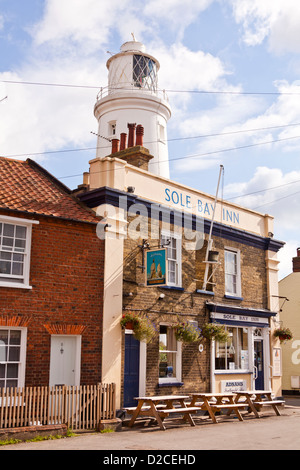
174 321 201 343
274 327 293 343
120 312 140 330
120 312 156 343
202 323 229 342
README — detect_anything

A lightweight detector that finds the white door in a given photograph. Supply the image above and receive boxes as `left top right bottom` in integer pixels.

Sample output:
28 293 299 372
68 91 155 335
49 335 80 387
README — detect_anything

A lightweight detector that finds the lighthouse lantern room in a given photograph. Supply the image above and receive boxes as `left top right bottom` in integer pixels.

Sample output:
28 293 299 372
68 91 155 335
94 39 172 179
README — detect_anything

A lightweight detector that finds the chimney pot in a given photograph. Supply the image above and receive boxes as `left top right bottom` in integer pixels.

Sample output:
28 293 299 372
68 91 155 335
136 125 144 146
111 138 120 154
292 247 300 272
120 133 127 150
127 123 136 148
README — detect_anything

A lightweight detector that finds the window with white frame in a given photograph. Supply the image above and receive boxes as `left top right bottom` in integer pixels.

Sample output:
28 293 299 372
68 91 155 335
224 248 241 297
215 326 249 371
161 231 182 287
108 120 116 137
0 216 37 288
159 325 182 384
0 328 27 389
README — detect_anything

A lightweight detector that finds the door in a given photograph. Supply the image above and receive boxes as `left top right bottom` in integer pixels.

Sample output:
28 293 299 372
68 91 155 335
254 340 264 390
124 333 140 407
49 335 79 387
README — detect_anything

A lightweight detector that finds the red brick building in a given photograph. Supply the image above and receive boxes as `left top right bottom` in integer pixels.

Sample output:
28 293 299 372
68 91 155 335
0 157 103 388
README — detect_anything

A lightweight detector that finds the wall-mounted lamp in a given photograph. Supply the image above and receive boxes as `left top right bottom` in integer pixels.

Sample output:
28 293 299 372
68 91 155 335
127 186 135 193
124 292 133 297
159 293 165 300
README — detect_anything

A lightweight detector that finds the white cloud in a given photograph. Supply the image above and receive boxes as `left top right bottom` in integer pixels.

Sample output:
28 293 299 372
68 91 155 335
224 166 300 229
229 0 300 54
171 78 300 174
0 56 106 159
224 166 300 280
144 0 214 40
31 0 127 51
278 241 299 280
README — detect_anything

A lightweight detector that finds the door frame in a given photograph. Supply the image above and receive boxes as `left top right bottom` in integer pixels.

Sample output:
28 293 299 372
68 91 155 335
252 328 271 390
254 338 264 390
124 330 146 399
49 335 81 387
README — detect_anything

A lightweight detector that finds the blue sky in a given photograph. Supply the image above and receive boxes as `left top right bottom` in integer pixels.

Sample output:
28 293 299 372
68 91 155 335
1 0 300 279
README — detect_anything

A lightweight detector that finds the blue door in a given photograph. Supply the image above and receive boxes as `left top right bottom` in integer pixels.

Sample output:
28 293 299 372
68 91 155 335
254 340 264 390
124 333 140 407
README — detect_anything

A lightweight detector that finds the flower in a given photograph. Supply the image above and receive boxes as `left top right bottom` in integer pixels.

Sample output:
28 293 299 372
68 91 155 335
274 327 293 343
174 321 201 343
120 312 140 329
202 323 229 342
120 312 155 343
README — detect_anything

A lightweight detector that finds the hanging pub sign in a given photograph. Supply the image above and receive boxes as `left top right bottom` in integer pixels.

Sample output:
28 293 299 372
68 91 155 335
146 248 167 287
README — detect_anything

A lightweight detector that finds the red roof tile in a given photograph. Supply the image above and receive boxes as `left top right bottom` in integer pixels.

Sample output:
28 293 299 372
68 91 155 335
0 157 98 223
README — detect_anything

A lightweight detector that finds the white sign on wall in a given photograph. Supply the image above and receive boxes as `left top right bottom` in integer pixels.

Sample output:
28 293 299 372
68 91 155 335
211 312 269 326
221 380 247 392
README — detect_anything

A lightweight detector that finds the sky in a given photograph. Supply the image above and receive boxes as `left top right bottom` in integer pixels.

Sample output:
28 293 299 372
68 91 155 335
0 0 300 280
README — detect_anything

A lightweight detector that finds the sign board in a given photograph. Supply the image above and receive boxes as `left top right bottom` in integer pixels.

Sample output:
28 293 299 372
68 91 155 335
146 248 167 287
211 312 269 326
272 348 282 377
221 380 247 392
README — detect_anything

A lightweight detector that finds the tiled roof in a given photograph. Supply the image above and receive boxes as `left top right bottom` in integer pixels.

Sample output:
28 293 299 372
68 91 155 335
0 157 98 223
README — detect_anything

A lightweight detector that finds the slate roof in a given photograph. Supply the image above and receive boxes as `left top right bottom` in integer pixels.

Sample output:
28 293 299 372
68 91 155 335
0 157 98 223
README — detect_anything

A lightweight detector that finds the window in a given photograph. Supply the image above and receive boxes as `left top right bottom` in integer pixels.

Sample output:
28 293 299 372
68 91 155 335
159 325 182 384
0 216 37 288
161 231 182 287
215 326 249 371
133 54 157 91
0 328 27 389
108 121 116 137
225 248 241 297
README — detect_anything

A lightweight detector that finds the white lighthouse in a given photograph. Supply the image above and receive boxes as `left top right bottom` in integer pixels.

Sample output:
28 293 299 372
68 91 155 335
94 39 172 179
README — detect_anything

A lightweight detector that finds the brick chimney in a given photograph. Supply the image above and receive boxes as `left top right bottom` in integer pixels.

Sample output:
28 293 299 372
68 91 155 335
127 123 136 147
109 123 153 171
292 247 300 272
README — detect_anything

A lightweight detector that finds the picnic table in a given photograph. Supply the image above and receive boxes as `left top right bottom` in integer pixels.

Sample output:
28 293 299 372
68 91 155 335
188 392 250 423
234 390 284 416
124 395 202 431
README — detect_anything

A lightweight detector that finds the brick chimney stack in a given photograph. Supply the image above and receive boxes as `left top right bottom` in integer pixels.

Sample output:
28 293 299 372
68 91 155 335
292 247 300 272
109 123 153 171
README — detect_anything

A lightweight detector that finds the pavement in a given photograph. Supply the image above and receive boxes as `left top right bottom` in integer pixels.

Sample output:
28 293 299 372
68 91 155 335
1 396 300 453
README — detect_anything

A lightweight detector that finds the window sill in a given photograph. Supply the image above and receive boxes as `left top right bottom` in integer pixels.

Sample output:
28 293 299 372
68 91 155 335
214 370 251 375
158 381 184 387
224 294 243 301
160 286 184 292
196 289 215 296
0 282 32 290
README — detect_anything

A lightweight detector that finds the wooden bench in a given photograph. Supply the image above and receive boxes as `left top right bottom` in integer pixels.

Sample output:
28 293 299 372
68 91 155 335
124 404 167 414
209 403 249 422
210 403 249 410
252 399 284 416
158 406 202 416
158 406 202 427
253 400 284 406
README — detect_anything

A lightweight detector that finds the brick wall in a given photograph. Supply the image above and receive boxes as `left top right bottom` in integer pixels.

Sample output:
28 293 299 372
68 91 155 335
0 210 104 386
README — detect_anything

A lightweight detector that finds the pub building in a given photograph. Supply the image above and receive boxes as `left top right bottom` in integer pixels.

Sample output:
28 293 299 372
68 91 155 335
75 39 284 409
